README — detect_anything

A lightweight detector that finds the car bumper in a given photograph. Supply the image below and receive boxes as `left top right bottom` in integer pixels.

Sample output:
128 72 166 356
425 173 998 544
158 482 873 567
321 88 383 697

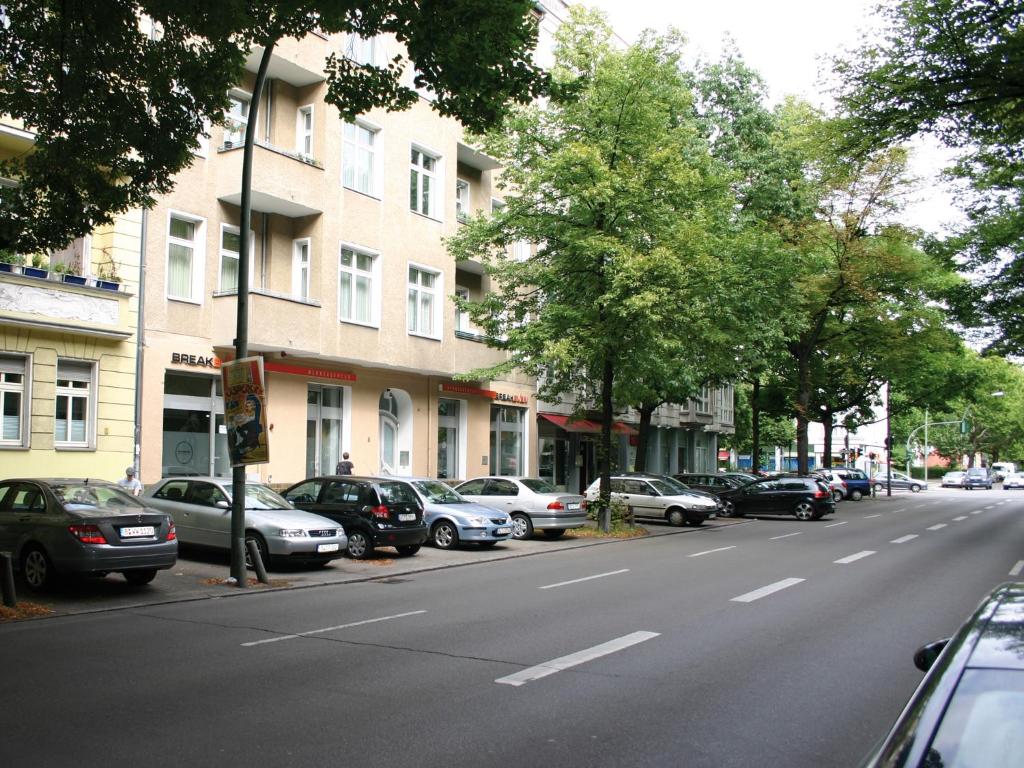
529 513 588 530
269 534 348 559
457 526 512 542
53 542 178 574
371 526 429 547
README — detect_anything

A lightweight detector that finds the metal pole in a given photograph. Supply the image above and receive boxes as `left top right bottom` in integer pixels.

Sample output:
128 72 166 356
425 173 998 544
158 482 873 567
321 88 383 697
923 408 929 486
1 552 16 607
230 41 276 587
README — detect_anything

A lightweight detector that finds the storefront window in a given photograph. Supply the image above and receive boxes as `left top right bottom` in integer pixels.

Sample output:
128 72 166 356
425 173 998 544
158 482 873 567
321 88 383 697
307 384 345 477
490 405 524 476
437 398 459 480
538 437 568 490
162 372 227 476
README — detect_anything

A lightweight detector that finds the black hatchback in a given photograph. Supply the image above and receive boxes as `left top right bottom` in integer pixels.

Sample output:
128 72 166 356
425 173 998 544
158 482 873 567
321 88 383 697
718 476 836 521
281 476 428 559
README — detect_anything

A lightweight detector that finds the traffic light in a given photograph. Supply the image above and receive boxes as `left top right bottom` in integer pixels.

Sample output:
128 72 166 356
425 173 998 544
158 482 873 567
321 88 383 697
961 419 969 434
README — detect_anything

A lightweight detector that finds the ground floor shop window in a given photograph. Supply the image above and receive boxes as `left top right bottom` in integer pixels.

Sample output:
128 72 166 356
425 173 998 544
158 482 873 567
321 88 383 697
307 384 345 477
162 372 228 476
490 405 524 476
538 437 569 490
437 398 460 480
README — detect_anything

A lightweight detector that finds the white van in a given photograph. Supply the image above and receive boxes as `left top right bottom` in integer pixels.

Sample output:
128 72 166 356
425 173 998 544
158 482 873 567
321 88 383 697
991 462 1016 481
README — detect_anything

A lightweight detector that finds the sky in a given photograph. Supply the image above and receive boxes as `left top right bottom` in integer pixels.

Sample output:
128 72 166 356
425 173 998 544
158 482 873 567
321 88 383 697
581 0 963 233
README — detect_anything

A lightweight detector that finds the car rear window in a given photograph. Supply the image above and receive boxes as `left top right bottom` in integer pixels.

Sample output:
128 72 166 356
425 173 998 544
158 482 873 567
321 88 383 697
376 481 419 505
520 478 556 493
55 483 143 509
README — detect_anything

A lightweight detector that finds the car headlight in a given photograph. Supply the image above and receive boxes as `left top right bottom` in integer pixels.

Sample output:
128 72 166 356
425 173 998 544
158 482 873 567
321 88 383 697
467 516 488 526
277 529 308 538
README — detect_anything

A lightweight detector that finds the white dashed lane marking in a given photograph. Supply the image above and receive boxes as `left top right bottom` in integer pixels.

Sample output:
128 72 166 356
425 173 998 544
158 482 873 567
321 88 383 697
1011 561 1024 577
731 578 805 603
825 521 847 528
927 524 947 531
891 535 918 544
952 516 968 521
242 610 427 647
688 546 736 558
834 551 876 565
495 631 660 687
864 514 882 519
770 532 802 540
539 569 630 590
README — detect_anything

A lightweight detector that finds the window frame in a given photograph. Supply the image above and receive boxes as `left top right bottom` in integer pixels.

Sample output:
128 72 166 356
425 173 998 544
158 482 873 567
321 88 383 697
224 88 251 147
342 119 381 198
165 210 206 304
292 237 312 301
54 359 96 450
216 223 254 293
407 263 443 340
0 354 30 449
338 243 380 328
409 143 443 221
296 104 314 158
455 179 470 223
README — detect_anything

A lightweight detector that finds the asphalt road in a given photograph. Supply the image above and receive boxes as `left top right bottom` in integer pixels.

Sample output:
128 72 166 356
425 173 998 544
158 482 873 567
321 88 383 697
1 487 1021 767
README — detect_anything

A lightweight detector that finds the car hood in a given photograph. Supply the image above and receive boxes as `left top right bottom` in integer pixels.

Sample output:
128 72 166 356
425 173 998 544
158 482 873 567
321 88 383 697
662 492 718 507
423 500 509 519
245 507 343 529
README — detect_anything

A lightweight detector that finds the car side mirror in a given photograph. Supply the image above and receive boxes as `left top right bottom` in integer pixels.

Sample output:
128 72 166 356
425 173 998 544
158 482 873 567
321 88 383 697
913 639 949 672
216 500 230 509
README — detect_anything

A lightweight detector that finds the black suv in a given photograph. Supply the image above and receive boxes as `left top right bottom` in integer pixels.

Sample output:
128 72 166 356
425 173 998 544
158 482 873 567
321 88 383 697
718 476 836 521
282 476 428 559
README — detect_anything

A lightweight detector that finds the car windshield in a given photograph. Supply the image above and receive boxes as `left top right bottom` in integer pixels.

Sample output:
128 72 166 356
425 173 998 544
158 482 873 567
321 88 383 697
520 478 556 493
243 484 292 510
411 480 463 503
728 473 759 485
54 482 144 509
649 479 682 495
658 476 691 493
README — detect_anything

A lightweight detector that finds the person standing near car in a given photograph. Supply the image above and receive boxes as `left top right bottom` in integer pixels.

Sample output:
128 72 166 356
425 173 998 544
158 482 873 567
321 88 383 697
117 466 144 496
335 452 354 475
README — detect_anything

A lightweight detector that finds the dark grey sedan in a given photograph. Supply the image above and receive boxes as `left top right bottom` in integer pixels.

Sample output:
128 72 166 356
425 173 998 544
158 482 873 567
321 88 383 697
0 478 178 590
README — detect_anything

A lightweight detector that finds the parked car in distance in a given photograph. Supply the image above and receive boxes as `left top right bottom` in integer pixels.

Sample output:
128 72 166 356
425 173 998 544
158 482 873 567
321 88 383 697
613 472 722 514
872 470 927 493
861 582 1024 767
406 478 512 550
453 477 587 539
584 475 719 527
941 470 966 488
0 478 177 590
962 467 993 490
809 471 848 503
718 476 836 521
821 467 871 501
1002 471 1024 489
144 477 346 568
675 472 753 516
990 461 1016 482
282 476 427 559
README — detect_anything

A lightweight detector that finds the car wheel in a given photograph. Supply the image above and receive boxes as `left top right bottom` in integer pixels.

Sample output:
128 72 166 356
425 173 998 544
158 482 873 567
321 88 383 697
22 546 55 591
719 499 735 517
510 513 533 540
346 530 374 559
850 489 863 501
123 569 157 586
873 483 882 492
686 514 705 527
793 502 815 521
395 544 420 557
244 531 270 569
832 490 843 502
543 528 566 539
910 484 922 493
431 521 459 550
666 508 686 527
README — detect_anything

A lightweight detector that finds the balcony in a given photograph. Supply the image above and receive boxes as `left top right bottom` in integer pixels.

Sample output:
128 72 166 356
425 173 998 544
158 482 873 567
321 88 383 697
216 142 324 218
0 269 132 339
211 289 323 354
244 40 327 88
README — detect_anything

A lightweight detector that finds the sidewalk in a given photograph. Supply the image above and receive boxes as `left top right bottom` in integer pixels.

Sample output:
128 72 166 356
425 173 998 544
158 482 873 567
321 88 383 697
3 517 747 621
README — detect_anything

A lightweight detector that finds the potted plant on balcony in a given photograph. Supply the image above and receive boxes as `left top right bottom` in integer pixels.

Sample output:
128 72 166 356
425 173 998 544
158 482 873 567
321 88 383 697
0 250 24 273
95 261 121 291
53 262 88 285
22 253 48 279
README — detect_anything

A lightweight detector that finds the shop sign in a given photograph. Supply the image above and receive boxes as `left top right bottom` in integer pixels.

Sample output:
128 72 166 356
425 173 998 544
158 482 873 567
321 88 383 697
221 357 269 466
264 361 356 382
171 352 220 368
440 382 528 404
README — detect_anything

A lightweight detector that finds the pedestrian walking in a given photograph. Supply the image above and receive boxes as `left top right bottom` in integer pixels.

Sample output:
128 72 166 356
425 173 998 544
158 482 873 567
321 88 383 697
335 452 354 475
117 466 144 496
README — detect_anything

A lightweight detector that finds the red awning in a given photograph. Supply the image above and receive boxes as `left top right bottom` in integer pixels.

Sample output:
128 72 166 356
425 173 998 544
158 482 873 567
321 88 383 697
539 413 637 435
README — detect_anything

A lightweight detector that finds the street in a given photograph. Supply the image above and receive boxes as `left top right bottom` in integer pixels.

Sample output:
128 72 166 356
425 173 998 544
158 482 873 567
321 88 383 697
1 488 1021 767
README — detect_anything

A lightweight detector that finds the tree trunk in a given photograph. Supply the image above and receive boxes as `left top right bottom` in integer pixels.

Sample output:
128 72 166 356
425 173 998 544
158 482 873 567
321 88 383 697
633 403 657 472
821 408 834 468
598 358 615 532
795 352 811 474
751 378 761 473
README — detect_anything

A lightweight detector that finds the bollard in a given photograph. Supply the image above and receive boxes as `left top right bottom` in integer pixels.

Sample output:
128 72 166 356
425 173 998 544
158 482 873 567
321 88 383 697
1 552 17 608
245 539 271 585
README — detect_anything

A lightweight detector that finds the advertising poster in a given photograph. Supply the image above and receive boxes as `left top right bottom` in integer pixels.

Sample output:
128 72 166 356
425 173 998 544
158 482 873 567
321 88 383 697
221 356 269 466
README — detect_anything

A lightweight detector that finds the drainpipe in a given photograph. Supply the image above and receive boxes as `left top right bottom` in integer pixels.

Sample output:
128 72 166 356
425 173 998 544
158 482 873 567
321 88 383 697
133 208 148 476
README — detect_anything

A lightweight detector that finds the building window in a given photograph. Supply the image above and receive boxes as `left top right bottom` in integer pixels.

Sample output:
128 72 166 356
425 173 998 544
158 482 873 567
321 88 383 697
224 90 250 146
307 384 346 478
166 212 205 302
490 406 525 476
694 385 712 415
219 224 241 291
410 146 440 219
339 245 377 326
296 105 313 158
163 373 229 478
437 399 461 480
293 238 311 300
342 121 378 196
455 179 470 222
407 265 441 338
717 385 734 426
344 33 378 66
0 355 28 447
54 360 94 448
455 286 472 334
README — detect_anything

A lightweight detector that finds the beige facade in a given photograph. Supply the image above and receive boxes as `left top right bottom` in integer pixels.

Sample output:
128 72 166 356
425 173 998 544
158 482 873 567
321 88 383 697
137 31 534 487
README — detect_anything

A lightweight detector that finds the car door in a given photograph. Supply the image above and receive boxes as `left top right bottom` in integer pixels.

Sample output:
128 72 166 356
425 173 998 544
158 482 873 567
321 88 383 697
453 478 487 505
776 479 811 512
186 480 231 547
319 479 364 532
736 479 779 514
482 479 519 511
620 479 661 519
149 479 196 543
0 481 49 553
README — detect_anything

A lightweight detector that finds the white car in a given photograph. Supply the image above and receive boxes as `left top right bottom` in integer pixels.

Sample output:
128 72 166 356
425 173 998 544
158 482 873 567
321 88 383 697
585 475 719 527
453 477 587 539
1003 472 1024 489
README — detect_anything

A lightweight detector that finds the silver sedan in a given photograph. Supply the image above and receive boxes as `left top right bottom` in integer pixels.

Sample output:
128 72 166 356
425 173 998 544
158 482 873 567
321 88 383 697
144 477 346 568
453 476 587 539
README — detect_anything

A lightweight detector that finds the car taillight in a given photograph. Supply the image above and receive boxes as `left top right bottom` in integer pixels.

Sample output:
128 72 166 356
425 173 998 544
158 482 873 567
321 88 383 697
167 522 177 542
69 524 107 544
580 500 588 510
813 490 827 499
547 501 564 510
372 505 390 519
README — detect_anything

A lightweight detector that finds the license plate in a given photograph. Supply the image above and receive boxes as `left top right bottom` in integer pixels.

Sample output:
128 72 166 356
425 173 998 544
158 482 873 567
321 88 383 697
120 526 155 538
496 527 511 536
566 503 579 510
398 513 417 522
317 543 340 553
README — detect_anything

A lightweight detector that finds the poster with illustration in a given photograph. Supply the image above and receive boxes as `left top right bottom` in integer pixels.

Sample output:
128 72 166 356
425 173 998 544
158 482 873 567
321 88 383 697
221 356 269 466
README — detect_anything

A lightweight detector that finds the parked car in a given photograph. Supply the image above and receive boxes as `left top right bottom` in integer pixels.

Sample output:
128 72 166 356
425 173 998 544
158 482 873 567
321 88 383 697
453 477 587 539
990 461 1016 482
717 476 836 520
613 472 723 514
962 467 993 490
407 478 513 550
144 477 346 568
281 476 427 559
0 478 177 590
675 472 754 516
584 475 719 527
721 471 760 485
872 471 927 493
862 582 1024 767
1002 471 1024 489
822 467 871 501
808 471 848 503
941 470 966 488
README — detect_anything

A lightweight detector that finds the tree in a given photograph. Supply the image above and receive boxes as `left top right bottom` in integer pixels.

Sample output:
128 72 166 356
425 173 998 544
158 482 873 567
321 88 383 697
835 0 1024 354
447 11 739 530
0 0 548 253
